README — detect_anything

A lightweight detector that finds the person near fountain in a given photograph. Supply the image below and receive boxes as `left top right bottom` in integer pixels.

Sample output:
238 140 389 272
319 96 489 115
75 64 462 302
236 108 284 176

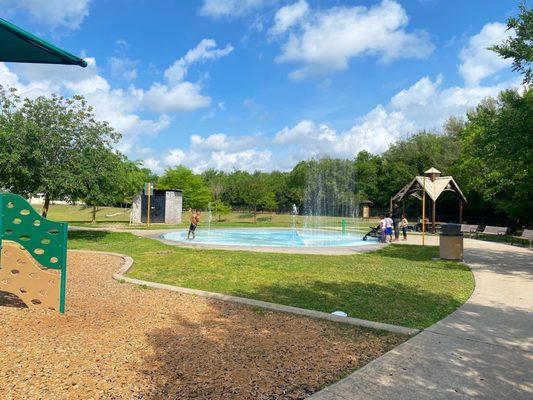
385 213 394 242
187 210 201 240
379 214 387 243
392 203 402 241
401 214 409 240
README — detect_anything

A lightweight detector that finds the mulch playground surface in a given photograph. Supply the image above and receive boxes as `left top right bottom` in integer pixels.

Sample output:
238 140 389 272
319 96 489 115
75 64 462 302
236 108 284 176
0 251 405 400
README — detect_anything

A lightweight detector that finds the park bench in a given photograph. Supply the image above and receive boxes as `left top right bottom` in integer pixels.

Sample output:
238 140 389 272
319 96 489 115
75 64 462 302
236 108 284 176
511 229 533 248
477 225 508 240
480 225 508 235
460 224 479 236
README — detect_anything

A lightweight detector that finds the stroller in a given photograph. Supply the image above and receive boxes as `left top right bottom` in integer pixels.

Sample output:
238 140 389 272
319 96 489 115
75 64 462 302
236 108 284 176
363 224 381 241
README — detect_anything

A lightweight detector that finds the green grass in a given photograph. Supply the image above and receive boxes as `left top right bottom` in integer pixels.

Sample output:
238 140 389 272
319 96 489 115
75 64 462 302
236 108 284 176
68 231 474 329
34 204 131 223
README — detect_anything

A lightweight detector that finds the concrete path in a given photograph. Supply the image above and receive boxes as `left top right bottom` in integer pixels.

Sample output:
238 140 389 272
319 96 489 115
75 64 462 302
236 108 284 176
309 238 533 400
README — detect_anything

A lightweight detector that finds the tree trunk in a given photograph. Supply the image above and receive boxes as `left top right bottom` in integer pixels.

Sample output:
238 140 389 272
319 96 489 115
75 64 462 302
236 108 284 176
253 205 257 223
41 194 50 218
92 205 97 224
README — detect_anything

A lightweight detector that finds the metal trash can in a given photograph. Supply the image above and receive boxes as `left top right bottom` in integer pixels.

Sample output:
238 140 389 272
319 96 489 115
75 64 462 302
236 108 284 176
440 223 464 261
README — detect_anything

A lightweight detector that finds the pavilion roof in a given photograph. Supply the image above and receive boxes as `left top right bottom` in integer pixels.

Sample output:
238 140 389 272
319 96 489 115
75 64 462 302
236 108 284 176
392 175 467 203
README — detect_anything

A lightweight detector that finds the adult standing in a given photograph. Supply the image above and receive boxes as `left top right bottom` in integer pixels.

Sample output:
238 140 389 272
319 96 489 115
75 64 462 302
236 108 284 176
392 203 402 241
187 210 201 240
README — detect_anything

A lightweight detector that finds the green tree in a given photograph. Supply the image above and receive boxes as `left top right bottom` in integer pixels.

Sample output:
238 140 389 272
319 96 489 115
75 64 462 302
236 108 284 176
221 170 250 208
211 199 232 221
158 166 211 210
490 2 533 86
378 130 461 207
74 147 125 223
241 172 276 222
0 86 120 217
201 168 226 201
354 150 382 202
118 160 152 204
458 88 533 224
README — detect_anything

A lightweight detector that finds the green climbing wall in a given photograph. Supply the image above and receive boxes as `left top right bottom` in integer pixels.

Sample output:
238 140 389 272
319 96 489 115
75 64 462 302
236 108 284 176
0 193 68 312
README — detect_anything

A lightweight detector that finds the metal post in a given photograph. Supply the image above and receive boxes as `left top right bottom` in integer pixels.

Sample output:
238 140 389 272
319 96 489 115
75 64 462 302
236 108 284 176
0 194 3 260
147 190 151 226
422 177 426 246
59 222 68 313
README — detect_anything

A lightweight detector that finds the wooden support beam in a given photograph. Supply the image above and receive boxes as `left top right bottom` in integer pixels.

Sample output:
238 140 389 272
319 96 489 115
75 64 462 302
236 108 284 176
432 199 436 233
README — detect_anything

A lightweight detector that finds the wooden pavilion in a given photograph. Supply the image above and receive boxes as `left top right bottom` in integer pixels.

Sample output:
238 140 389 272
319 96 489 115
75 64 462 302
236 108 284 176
391 168 467 233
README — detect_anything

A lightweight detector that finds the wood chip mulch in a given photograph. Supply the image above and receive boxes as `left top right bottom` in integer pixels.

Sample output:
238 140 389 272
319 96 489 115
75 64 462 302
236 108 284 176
0 251 405 400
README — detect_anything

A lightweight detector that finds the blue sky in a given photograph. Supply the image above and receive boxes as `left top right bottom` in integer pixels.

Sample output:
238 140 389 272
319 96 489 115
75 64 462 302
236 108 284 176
0 0 521 173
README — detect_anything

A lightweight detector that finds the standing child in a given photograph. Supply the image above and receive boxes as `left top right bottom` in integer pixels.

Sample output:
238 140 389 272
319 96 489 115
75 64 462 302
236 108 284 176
379 214 386 243
401 214 408 240
385 213 394 243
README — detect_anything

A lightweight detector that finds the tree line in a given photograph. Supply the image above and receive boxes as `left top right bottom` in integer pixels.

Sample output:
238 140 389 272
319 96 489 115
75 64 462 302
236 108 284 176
156 87 531 228
1 84 530 227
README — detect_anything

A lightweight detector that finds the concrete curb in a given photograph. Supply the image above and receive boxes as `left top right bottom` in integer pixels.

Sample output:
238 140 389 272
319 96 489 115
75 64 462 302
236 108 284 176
71 249 420 336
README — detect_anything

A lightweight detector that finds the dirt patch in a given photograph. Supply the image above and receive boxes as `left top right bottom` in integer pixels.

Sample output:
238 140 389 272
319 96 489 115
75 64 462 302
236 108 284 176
0 251 405 399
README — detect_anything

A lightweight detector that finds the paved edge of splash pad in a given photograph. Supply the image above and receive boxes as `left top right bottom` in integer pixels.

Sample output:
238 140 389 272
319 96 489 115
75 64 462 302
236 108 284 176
71 249 420 336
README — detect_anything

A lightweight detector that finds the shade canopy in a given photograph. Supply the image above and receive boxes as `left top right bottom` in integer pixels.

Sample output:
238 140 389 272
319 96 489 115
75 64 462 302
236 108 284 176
0 17 87 67
392 175 467 203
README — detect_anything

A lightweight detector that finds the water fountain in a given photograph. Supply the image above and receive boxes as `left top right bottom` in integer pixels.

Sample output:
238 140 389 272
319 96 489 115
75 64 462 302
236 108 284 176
300 158 359 243
207 202 212 236
291 203 298 243
162 158 375 248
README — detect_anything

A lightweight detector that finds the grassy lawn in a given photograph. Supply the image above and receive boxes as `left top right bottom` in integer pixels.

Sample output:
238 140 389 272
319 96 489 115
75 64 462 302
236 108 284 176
34 204 131 223
68 231 474 329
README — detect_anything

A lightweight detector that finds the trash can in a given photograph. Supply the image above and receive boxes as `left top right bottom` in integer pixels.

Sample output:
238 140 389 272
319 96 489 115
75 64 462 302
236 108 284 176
440 223 464 261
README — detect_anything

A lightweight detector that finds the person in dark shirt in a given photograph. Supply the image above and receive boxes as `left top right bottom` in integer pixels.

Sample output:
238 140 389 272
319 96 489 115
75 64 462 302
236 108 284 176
392 203 402 241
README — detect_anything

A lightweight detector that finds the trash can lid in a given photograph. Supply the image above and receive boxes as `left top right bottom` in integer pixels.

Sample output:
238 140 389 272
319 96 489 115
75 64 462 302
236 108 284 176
441 223 463 236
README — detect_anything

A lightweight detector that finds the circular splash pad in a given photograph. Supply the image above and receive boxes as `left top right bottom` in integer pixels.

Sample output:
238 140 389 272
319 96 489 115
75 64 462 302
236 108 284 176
162 228 376 248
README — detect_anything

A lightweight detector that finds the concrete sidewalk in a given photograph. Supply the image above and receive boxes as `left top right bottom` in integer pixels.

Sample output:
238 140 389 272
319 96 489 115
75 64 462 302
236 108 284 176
309 238 533 399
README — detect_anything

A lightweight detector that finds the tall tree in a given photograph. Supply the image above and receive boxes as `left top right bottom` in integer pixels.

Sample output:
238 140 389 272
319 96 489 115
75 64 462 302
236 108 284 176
241 172 276 223
158 166 211 210
0 86 120 217
74 147 125 223
458 88 533 225
490 2 533 86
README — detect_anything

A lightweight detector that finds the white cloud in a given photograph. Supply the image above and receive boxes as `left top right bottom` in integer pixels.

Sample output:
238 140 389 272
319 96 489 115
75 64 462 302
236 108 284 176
164 39 233 85
0 37 232 155
459 22 514 86
144 39 232 113
270 0 309 36
108 57 138 82
143 82 210 113
143 133 271 173
273 73 517 165
0 58 170 153
199 0 273 18
273 0 434 79
1 0 91 30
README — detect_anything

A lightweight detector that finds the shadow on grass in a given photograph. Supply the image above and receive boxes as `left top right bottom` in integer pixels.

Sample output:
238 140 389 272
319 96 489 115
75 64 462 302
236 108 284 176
232 280 465 329
374 244 440 262
68 230 111 242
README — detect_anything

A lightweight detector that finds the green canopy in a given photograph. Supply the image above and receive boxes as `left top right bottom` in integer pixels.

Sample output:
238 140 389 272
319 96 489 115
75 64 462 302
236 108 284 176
0 17 87 67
